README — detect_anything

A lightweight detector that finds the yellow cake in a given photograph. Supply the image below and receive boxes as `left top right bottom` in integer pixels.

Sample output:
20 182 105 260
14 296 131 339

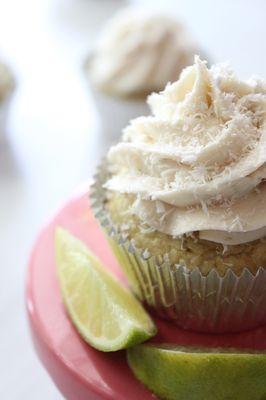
106 191 266 277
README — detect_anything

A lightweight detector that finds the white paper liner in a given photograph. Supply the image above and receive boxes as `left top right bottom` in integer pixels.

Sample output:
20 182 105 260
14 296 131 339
0 94 12 141
90 84 148 142
84 55 149 143
90 162 266 333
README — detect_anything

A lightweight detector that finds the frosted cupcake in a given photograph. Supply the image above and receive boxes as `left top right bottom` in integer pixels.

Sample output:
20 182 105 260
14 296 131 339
85 7 198 142
0 60 15 138
91 57 266 333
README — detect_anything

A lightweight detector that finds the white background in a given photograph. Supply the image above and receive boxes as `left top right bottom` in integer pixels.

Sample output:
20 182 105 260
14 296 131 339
0 0 265 398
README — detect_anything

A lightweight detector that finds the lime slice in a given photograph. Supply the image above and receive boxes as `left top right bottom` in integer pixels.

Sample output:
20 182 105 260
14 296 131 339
55 227 156 352
127 344 266 400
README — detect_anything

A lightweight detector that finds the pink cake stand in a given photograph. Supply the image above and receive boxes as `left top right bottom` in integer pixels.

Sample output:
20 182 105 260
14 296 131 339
26 188 266 400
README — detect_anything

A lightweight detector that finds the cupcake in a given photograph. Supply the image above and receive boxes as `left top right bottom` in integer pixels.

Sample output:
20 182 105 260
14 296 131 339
0 59 15 138
91 56 266 333
85 7 199 143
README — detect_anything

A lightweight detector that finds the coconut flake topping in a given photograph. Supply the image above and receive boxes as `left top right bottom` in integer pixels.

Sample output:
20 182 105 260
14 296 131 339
105 57 266 245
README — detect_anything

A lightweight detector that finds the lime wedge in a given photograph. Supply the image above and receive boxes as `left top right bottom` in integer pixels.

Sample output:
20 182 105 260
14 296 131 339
55 228 156 352
127 344 266 400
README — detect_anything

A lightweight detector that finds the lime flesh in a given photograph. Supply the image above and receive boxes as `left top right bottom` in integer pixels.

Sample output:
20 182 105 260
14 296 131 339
127 344 266 400
55 228 156 352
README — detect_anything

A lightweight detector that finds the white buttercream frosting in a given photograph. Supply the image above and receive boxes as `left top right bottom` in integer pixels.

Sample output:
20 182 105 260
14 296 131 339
87 7 197 97
105 57 266 245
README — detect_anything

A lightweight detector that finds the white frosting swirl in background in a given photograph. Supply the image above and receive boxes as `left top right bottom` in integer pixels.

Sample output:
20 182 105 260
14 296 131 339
105 57 266 245
87 7 197 97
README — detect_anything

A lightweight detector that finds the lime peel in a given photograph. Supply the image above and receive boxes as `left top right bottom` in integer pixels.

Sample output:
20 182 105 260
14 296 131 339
127 344 266 400
55 227 156 352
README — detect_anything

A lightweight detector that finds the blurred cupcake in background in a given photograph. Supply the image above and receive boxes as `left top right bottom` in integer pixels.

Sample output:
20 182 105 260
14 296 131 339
91 56 266 334
0 59 15 139
84 6 200 142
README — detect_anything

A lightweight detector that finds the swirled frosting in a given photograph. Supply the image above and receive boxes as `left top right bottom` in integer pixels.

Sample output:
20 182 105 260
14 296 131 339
87 7 197 98
105 57 266 245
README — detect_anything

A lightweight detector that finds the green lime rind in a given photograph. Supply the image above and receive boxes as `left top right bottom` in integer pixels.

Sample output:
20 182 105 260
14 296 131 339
127 344 266 400
55 227 156 352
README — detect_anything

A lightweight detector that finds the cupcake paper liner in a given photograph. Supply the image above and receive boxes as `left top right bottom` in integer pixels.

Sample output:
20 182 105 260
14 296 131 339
89 83 148 142
0 95 12 140
0 65 15 140
90 162 266 333
84 55 149 143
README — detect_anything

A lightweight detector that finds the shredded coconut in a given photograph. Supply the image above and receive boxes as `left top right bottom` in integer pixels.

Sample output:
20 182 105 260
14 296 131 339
106 56 266 245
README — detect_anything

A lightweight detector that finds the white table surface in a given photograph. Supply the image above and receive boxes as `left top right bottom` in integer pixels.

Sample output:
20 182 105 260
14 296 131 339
0 0 265 398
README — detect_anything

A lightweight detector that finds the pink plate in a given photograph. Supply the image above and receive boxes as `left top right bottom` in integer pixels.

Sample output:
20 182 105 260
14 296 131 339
26 189 266 400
